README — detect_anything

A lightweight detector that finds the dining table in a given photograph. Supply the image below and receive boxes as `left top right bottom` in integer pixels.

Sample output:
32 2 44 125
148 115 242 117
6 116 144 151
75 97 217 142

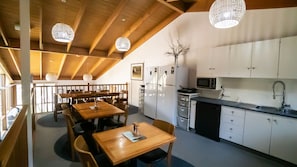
59 91 120 99
92 122 176 166
72 101 125 120
72 101 125 131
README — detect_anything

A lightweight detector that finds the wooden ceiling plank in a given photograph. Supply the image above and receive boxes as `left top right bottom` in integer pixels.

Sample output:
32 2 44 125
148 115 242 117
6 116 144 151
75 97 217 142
67 0 89 52
94 59 120 79
57 54 67 79
7 48 21 77
124 12 180 57
89 58 105 73
39 52 42 80
107 2 161 56
89 0 129 54
157 0 185 14
39 7 43 50
70 56 88 80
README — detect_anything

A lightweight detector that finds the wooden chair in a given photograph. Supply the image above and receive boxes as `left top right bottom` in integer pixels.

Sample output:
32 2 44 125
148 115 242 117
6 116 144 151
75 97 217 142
54 103 69 122
102 103 128 130
74 135 100 167
74 135 121 167
137 119 175 167
63 109 84 161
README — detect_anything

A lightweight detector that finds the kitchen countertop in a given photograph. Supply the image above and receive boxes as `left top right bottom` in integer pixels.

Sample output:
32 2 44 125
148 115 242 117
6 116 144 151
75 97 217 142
191 97 297 119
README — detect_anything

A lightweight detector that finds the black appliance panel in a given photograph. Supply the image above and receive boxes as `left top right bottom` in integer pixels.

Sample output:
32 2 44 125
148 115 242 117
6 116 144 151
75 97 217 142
195 101 221 141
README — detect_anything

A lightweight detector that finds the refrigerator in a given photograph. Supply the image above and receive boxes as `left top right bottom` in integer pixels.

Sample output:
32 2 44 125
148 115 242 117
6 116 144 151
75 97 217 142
144 65 188 125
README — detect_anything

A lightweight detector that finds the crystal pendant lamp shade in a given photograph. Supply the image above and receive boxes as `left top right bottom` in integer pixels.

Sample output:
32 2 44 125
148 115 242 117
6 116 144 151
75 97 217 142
209 0 246 29
45 73 57 81
51 23 75 43
115 37 131 52
83 74 93 82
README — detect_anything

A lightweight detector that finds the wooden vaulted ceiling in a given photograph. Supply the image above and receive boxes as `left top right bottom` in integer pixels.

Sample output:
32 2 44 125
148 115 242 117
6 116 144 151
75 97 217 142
0 0 296 81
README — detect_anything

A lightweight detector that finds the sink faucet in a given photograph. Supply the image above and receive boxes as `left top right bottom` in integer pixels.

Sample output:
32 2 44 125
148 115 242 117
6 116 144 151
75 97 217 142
272 80 288 111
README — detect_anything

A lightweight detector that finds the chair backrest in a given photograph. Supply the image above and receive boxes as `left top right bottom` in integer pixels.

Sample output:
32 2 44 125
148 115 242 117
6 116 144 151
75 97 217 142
115 103 129 125
63 109 76 160
152 119 175 154
74 135 99 167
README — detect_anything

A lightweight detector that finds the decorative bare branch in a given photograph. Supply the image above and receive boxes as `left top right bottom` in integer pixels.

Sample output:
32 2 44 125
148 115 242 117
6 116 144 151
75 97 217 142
165 40 189 66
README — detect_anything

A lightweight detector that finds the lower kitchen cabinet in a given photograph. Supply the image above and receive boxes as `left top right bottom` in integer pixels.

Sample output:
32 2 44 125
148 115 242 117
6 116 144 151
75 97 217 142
220 106 245 145
244 110 297 165
243 111 272 154
270 116 297 165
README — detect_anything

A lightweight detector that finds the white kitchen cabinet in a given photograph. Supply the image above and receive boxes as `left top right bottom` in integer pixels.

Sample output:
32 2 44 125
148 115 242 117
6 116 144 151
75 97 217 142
244 110 297 165
229 39 279 78
243 111 272 154
270 115 297 165
278 36 297 79
197 46 229 77
229 42 253 78
190 100 196 129
251 39 280 78
220 106 245 145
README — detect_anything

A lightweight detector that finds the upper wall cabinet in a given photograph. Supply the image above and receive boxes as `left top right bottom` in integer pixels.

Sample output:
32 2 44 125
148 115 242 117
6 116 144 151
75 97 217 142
229 42 253 78
278 36 297 79
227 39 279 78
197 46 230 77
251 39 280 78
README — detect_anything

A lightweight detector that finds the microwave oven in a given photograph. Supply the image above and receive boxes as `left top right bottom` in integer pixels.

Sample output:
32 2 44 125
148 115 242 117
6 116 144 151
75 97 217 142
196 77 221 90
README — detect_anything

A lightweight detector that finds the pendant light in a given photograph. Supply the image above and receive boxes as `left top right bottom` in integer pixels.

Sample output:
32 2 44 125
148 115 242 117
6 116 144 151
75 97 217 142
209 0 246 29
83 74 93 82
45 73 57 82
51 23 74 43
51 0 75 43
115 37 131 52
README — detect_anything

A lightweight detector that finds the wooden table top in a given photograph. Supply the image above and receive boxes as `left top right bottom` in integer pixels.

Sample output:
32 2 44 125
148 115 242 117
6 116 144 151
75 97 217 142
92 122 176 165
59 92 119 99
73 101 125 120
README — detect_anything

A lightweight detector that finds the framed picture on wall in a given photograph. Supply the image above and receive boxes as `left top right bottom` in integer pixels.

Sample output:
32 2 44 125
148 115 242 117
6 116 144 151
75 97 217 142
131 63 144 80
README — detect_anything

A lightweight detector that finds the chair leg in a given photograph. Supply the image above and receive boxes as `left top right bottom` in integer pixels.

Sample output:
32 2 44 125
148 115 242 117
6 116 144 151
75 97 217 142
71 145 75 161
54 110 57 122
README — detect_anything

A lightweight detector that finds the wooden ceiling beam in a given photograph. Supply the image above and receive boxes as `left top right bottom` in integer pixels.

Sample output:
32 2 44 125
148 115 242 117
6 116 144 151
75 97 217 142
0 40 123 59
67 0 89 52
57 54 67 79
89 0 128 54
7 49 21 77
0 22 9 46
0 55 13 83
124 12 180 57
71 56 88 80
157 0 185 13
107 2 161 57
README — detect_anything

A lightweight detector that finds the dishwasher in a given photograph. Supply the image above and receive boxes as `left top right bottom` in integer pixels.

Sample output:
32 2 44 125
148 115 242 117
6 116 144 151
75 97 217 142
195 101 221 141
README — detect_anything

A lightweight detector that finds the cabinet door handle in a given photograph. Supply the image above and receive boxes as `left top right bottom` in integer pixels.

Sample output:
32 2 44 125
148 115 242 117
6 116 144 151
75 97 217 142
252 67 256 70
231 111 234 114
267 118 271 122
229 128 233 131
273 119 277 123
230 119 234 122
229 136 232 139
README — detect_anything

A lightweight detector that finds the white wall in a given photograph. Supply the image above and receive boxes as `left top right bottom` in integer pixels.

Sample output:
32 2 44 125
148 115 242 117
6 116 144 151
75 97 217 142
97 7 297 109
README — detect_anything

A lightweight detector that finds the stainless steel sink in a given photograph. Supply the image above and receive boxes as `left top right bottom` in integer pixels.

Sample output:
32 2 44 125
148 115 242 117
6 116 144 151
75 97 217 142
283 109 297 116
255 105 279 112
